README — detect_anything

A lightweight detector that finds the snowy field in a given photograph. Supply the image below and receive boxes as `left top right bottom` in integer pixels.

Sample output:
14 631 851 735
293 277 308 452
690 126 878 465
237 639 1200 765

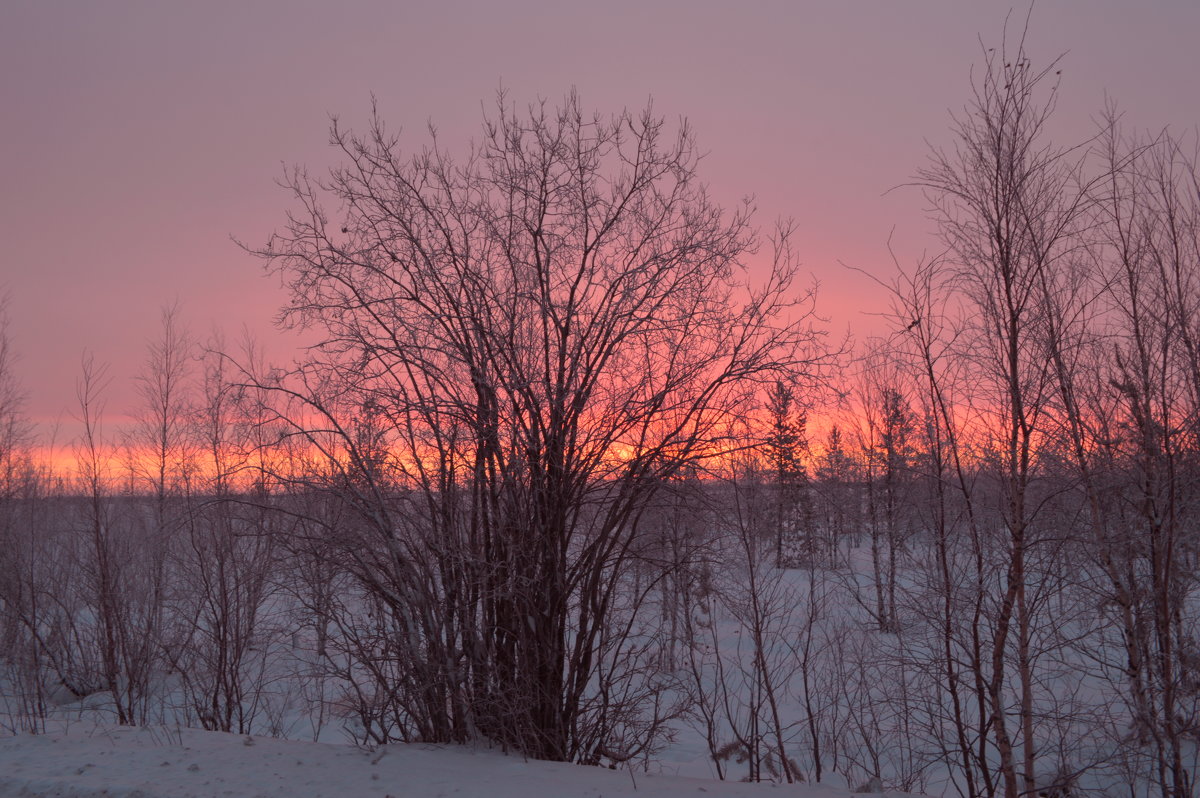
0 724 913 798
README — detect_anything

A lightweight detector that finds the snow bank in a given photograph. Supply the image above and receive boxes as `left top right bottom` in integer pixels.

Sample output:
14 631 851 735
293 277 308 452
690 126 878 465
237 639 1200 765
0 724 914 798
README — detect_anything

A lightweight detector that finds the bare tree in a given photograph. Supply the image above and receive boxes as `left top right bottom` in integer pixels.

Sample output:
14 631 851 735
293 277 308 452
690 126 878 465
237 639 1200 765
0 300 29 496
1070 114 1200 797
0 299 53 731
245 93 830 760
876 251 998 798
73 354 131 722
170 339 282 734
125 303 194 510
684 457 808 784
915 18 1098 796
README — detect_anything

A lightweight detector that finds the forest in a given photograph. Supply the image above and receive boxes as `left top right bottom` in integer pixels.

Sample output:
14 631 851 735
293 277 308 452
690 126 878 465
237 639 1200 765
1 31 1198 798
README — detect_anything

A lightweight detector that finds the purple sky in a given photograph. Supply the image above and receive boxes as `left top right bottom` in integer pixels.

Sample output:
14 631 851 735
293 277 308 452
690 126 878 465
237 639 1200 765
2 1 1197 437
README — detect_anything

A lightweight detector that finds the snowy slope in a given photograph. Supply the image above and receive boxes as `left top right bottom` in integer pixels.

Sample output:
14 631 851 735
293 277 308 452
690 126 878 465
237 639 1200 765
0 725 915 798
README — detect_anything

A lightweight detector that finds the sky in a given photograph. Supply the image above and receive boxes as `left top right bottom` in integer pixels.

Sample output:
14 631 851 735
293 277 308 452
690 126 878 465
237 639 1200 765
2 1 1197 439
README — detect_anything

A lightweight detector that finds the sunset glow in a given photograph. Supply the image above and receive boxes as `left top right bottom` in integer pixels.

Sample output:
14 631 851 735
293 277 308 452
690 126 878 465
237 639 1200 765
3 2 1198 437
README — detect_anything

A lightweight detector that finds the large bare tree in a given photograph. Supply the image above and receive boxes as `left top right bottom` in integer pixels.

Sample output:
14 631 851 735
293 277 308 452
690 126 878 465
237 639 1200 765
915 21 1097 797
247 93 828 760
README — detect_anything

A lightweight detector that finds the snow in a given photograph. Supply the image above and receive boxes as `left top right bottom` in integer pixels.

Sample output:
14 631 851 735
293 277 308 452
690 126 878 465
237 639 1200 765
0 724 915 798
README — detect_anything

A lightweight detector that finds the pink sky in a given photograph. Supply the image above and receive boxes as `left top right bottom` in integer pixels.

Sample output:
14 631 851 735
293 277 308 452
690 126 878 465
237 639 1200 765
2 1 1197 438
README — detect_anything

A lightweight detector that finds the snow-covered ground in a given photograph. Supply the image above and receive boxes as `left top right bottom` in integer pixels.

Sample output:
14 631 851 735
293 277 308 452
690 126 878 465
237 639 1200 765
0 724 914 798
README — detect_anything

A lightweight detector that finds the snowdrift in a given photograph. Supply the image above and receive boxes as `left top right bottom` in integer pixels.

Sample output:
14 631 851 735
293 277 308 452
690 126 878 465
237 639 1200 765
0 724 915 798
